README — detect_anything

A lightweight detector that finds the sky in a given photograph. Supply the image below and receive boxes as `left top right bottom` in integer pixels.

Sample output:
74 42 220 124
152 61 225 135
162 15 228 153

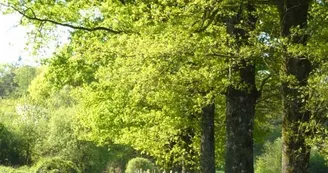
0 13 31 64
0 13 70 65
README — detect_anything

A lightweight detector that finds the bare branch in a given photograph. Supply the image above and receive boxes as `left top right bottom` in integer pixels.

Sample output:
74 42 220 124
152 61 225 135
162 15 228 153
207 53 236 59
255 0 276 5
0 3 124 34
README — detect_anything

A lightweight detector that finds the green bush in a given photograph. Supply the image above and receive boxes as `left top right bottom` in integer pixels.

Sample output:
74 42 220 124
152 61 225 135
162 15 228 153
36 106 111 173
255 138 282 173
32 157 81 173
309 149 328 173
255 138 328 173
125 157 155 173
0 123 29 166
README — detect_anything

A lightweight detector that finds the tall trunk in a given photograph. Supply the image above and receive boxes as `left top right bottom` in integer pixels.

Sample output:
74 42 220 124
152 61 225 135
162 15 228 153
225 62 257 173
275 0 312 173
225 2 258 173
200 104 215 173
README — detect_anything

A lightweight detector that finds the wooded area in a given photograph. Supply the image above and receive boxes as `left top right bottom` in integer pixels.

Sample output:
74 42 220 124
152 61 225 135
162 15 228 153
0 0 328 173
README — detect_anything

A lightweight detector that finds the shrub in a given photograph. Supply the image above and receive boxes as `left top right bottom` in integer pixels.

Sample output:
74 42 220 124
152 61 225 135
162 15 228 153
33 157 81 173
255 138 282 173
125 157 155 173
0 123 29 166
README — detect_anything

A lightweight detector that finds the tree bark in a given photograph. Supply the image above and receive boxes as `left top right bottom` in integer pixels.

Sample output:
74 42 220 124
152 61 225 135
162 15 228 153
224 2 258 173
200 104 215 173
275 0 312 173
225 62 258 173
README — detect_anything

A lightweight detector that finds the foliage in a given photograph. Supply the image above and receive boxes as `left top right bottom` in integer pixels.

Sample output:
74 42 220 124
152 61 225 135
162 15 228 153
1 0 270 170
255 138 328 173
310 150 328 173
104 144 137 173
0 64 37 98
23 87 112 173
255 138 282 173
1 78 112 172
125 157 156 173
40 13 228 168
0 123 29 166
0 0 285 170
27 67 53 102
13 65 37 96
1 0 328 172
32 157 81 173
0 166 31 173
0 64 17 98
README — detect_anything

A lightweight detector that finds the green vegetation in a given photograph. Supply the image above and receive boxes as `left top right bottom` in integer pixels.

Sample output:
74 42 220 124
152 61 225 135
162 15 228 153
255 138 328 173
0 123 28 166
32 157 80 173
0 65 134 172
0 166 31 173
255 138 282 173
125 157 156 173
0 0 328 173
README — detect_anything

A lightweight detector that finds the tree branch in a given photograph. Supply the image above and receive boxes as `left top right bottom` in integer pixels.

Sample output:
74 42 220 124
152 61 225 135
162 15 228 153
206 53 236 59
196 8 219 33
0 3 124 34
255 0 276 5
256 74 272 103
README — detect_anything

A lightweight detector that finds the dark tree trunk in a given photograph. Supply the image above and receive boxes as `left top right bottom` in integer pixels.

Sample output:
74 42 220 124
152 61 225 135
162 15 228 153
225 62 257 173
224 2 258 173
200 104 215 173
275 0 312 173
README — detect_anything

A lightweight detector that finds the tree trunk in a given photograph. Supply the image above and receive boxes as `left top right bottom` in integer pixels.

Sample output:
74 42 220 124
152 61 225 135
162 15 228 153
225 62 257 173
200 104 215 173
275 0 312 173
224 2 258 173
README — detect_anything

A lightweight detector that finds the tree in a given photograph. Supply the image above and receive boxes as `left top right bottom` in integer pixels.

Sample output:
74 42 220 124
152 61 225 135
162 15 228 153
72 33 225 171
0 64 17 98
275 1 312 172
224 1 259 172
13 65 37 96
0 64 37 98
1 1 230 171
